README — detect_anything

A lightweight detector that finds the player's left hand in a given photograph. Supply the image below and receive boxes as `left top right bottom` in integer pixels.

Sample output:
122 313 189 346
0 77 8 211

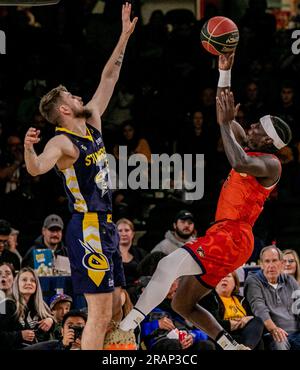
216 90 236 125
122 2 138 36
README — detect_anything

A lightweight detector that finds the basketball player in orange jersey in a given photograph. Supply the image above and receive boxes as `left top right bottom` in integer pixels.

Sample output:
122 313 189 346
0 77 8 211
120 52 292 350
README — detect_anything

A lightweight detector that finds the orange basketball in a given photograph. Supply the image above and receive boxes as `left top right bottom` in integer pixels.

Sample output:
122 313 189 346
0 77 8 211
201 16 239 56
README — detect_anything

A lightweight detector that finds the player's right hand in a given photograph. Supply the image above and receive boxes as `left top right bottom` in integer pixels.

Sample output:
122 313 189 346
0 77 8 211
24 127 41 149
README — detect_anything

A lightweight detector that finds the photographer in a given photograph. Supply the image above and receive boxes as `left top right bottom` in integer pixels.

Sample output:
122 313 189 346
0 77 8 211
22 309 87 350
61 310 87 350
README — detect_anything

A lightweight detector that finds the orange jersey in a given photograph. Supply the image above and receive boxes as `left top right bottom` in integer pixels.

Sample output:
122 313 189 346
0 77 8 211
215 152 281 227
183 152 281 288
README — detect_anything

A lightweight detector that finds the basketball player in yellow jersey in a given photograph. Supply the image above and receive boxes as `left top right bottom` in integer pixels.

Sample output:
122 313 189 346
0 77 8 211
24 3 137 350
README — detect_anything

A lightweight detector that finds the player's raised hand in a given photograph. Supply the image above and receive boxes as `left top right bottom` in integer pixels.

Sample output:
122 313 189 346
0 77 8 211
24 127 41 150
219 52 235 71
122 2 138 36
216 90 236 125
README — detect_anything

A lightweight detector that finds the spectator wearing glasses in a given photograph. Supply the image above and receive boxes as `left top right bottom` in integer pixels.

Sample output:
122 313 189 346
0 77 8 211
0 219 21 271
282 249 300 284
22 214 67 268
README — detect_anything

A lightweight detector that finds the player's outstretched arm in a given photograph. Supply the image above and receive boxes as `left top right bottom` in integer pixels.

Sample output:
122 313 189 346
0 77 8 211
86 2 138 130
24 128 64 176
216 53 246 146
216 90 279 178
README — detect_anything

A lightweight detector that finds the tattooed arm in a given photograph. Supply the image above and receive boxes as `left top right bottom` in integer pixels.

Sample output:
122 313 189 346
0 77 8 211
86 2 138 131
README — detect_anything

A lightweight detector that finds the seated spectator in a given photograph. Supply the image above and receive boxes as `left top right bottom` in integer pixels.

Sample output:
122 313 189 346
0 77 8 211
49 293 73 340
151 210 196 255
140 278 215 351
113 120 152 162
245 246 300 350
58 309 86 350
23 309 87 350
0 135 25 195
0 219 20 271
0 267 54 349
0 262 15 298
22 214 67 268
201 272 264 350
116 218 147 289
282 249 300 284
8 228 22 265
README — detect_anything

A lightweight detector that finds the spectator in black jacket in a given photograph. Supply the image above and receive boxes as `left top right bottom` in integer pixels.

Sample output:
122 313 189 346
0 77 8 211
0 267 54 349
201 271 264 350
116 218 147 288
0 219 20 272
23 309 87 350
22 214 68 268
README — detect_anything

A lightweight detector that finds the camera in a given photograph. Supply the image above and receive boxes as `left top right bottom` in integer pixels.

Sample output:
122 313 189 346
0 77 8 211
69 325 84 341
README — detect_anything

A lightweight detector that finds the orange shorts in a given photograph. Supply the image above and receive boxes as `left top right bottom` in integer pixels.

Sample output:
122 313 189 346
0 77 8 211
182 220 254 288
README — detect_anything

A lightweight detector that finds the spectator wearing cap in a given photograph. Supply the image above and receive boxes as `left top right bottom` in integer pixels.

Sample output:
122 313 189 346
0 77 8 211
49 293 73 340
151 210 196 255
22 214 67 268
0 219 21 271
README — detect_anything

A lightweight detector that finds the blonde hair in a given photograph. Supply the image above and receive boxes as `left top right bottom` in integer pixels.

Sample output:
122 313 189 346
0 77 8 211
282 249 300 284
12 267 53 321
116 218 135 232
39 85 68 125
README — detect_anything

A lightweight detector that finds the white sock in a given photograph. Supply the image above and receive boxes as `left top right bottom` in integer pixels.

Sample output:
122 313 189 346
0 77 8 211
119 308 145 331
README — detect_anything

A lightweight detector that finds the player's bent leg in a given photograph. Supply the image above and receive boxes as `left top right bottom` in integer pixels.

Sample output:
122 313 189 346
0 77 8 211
171 275 222 338
120 248 202 331
81 292 113 350
172 276 250 350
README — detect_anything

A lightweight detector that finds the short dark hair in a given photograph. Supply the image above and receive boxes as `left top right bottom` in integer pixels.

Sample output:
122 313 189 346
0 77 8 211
0 220 11 236
62 309 87 328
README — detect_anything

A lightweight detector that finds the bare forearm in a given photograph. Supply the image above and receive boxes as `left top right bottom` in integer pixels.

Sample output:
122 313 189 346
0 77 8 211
24 148 41 176
220 122 248 169
264 319 277 332
102 33 130 80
